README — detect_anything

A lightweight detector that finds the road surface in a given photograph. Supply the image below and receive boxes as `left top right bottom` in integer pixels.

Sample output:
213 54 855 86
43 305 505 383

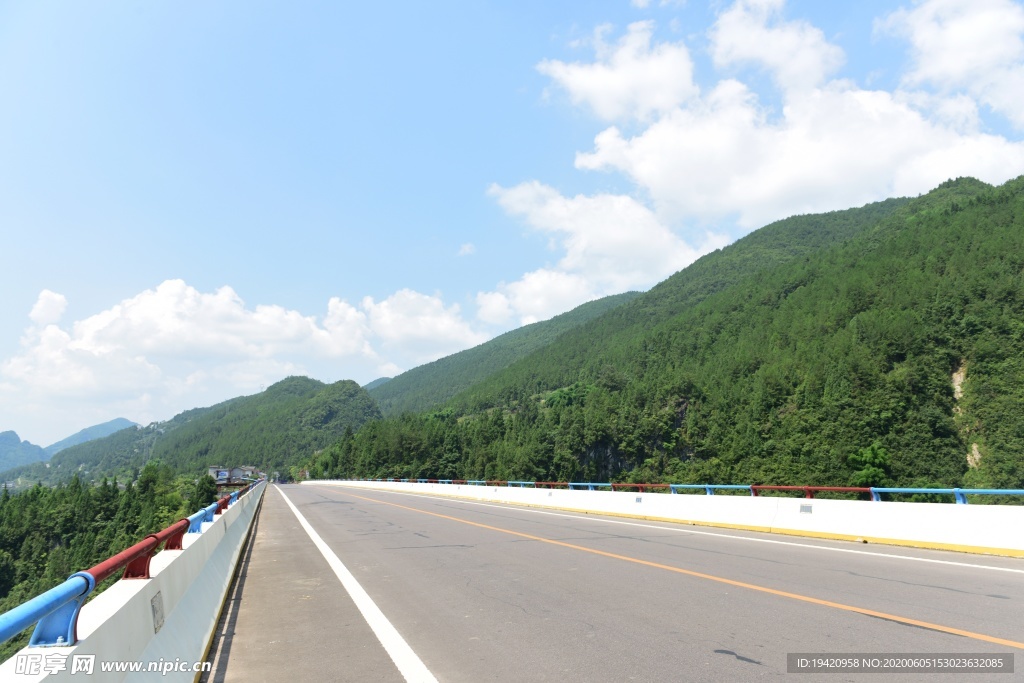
203 484 1023 681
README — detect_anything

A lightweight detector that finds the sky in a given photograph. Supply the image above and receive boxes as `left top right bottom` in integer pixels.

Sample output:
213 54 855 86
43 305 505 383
2 0 1024 446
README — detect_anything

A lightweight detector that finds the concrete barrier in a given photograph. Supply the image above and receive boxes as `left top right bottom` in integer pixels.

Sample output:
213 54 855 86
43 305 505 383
0 481 265 682
768 495 1024 553
306 480 1024 557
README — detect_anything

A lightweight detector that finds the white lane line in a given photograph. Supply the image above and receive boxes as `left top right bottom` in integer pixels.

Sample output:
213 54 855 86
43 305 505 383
276 485 438 683
318 485 1024 575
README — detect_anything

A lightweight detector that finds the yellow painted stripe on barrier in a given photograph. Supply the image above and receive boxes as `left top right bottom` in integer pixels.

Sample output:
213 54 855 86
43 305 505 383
343 489 1024 651
766 527 1024 558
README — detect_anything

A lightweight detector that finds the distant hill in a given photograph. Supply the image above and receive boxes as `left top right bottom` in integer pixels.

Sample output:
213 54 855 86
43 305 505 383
44 418 137 456
368 292 641 416
2 377 381 485
0 418 143 473
308 177 1024 491
0 432 47 472
362 377 392 391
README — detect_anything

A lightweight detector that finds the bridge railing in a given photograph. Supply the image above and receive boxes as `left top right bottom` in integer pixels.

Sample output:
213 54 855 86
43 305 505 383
751 485 872 499
0 480 264 648
670 484 752 495
336 479 1024 504
868 487 1024 503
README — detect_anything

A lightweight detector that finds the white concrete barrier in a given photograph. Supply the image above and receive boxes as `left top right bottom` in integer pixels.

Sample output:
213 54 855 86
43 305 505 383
768 495 1024 554
306 480 1024 557
0 482 265 682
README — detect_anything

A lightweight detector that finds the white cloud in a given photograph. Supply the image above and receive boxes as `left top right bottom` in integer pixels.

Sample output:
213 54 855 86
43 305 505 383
28 290 67 326
548 3 1024 230
577 78 1024 228
710 0 845 91
475 291 514 325
879 0 1024 128
4 280 376 400
376 362 402 378
1 281 490 443
489 182 721 285
537 21 698 122
361 289 489 365
59 280 373 362
477 269 595 326
481 181 727 324
458 242 475 256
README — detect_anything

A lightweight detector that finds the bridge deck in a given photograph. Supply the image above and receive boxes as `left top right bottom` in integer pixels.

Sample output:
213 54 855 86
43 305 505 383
206 484 1023 681
201 485 402 682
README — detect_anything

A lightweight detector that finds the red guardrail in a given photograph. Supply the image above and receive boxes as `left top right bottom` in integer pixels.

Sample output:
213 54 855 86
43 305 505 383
87 519 190 582
85 488 247 583
610 483 672 492
750 485 873 499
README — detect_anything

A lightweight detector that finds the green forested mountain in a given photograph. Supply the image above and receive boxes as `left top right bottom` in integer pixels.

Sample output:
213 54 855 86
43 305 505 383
43 418 137 456
308 177 1024 493
447 195 913 413
368 292 641 416
0 433 46 473
148 376 381 475
3 377 380 486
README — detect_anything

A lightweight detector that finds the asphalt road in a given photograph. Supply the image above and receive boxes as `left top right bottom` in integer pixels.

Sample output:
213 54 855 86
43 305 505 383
205 484 1024 682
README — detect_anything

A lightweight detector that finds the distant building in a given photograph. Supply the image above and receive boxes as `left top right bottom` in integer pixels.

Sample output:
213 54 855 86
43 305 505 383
208 465 264 486
232 465 259 481
209 466 230 484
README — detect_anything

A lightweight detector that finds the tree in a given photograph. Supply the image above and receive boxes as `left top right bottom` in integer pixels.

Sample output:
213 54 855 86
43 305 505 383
847 443 891 488
190 475 219 508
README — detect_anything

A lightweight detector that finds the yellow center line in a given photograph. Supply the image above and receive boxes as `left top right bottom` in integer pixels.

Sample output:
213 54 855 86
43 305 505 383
343 490 1024 650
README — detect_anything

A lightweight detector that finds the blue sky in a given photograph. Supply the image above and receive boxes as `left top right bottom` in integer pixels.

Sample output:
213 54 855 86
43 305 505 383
2 0 1024 445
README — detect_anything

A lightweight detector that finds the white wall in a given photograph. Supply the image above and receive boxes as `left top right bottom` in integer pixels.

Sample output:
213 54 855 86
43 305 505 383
307 480 1024 557
0 482 265 682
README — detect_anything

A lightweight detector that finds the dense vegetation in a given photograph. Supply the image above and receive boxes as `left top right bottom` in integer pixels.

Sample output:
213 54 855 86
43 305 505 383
0 463 219 659
2 377 381 487
308 177 1024 493
368 292 641 416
